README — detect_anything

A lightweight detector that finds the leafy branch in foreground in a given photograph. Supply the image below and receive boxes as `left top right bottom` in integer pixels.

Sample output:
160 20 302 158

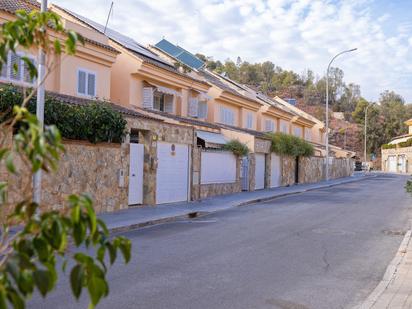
0 9 131 309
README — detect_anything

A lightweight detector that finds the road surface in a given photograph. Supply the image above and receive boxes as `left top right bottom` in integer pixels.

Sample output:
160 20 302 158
30 174 412 309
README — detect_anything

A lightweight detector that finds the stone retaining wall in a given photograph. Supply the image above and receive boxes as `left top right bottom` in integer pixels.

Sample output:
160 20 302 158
4 140 129 214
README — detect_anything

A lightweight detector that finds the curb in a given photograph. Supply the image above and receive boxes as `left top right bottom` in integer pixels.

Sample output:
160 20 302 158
354 229 412 309
108 174 375 234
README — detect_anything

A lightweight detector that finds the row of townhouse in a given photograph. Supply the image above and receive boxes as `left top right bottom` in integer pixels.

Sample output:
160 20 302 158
1 0 354 212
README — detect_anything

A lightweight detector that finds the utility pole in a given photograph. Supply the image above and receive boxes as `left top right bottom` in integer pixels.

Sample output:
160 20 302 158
325 48 357 181
33 0 47 204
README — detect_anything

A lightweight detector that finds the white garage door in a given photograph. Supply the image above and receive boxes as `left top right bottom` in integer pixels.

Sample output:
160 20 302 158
156 142 189 204
270 153 281 188
255 153 265 190
399 156 406 173
201 151 237 184
388 156 397 173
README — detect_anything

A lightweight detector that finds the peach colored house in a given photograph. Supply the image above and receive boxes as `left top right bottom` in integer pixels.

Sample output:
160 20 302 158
0 1 119 101
53 6 212 123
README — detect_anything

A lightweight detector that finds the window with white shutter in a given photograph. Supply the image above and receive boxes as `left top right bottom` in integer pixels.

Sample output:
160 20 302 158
164 94 174 113
305 128 312 141
219 106 235 125
198 101 208 119
143 87 154 109
265 119 274 132
77 69 96 97
280 120 289 133
293 126 302 137
0 52 35 85
246 112 253 129
152 91 174 113
188 97 199 117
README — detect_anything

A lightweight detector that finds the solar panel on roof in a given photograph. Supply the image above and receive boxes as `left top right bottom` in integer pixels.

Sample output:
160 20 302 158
61 7 172 67
155 39 204 70
176 51 204 70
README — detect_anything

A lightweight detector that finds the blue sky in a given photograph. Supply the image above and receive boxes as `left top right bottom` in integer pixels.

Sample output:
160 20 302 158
52 0 412 102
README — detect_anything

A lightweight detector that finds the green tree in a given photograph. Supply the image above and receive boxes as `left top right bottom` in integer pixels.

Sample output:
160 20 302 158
0 9 131 308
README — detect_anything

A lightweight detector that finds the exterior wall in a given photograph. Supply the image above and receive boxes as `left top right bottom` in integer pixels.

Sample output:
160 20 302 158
281 156 353 186
3 139 129 214
382 147 412 173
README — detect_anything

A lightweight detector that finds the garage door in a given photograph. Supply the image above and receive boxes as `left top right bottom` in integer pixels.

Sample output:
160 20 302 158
201 151 237 184
399 156 406 173
156 142 189 204
388 156 397 173
255 153 265 190
270 153 281 188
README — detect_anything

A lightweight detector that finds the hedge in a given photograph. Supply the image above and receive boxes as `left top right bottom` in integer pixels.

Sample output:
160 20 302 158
382 143 397 149
222 139 249 157
266 132 314 157
0 85 127 143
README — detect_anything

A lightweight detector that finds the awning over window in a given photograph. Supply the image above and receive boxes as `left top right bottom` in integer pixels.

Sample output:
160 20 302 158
145 81 182 97
196 130 228 148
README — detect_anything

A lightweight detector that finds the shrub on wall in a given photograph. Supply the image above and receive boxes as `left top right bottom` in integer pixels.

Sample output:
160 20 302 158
222 139 249 157
382 143 397 149
266 132 314 157
0 85 127 143
398 138 412 148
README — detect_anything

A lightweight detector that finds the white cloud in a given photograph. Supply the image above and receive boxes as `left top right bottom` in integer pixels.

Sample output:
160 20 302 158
52 0 412 102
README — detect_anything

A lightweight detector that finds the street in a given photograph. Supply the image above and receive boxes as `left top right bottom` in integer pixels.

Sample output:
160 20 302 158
30 174 412 309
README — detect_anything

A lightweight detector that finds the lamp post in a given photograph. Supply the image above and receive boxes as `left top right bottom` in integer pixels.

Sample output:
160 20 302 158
33 0 47 204
364 103 372 170
325 48 357 181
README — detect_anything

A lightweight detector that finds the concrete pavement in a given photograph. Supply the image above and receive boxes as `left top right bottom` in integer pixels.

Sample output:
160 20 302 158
30 173 412 309
100 172 372 233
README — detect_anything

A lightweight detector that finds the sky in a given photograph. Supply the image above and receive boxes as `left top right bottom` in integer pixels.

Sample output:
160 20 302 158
52 0 412 102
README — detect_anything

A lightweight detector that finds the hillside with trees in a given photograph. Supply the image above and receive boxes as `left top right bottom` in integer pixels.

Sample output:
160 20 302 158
197 54 412 163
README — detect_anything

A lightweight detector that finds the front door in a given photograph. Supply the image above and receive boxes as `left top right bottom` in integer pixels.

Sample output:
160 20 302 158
128 143 144 205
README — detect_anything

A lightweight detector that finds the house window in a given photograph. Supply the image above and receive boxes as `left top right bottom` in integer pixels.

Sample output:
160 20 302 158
246 112 253 129
305 128 312 141
219 106 235 125
265 119 275 132
0 52 36 85
154 92 174 113
280 120 289 134
77 69 96 97
293 126 302 137
198 101 208 119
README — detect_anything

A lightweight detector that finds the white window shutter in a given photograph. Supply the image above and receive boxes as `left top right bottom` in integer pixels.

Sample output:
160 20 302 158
1 53 8 79
142 87 154 109
198 101 208 119
188 97 199 117
23 57 35 83
10 53 21 81
78 71 86 95
87 73 96 96
164 95 174 113
246 113 253 129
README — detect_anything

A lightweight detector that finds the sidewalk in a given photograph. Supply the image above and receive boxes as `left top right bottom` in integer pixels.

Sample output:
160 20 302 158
100 172 372 233
357 229 412 309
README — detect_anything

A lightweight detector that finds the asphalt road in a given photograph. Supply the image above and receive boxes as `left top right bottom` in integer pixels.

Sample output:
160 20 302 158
30 174 412 309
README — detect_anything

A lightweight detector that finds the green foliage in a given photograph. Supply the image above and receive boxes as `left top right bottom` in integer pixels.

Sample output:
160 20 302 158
0 85 127 143
397 139 412 148
381 143 397 150
266 132 314 157
222 139 249 157
405 180 412 194
0 9 131 309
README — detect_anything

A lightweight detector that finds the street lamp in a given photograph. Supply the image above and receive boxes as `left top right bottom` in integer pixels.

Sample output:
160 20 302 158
325 48 357 181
